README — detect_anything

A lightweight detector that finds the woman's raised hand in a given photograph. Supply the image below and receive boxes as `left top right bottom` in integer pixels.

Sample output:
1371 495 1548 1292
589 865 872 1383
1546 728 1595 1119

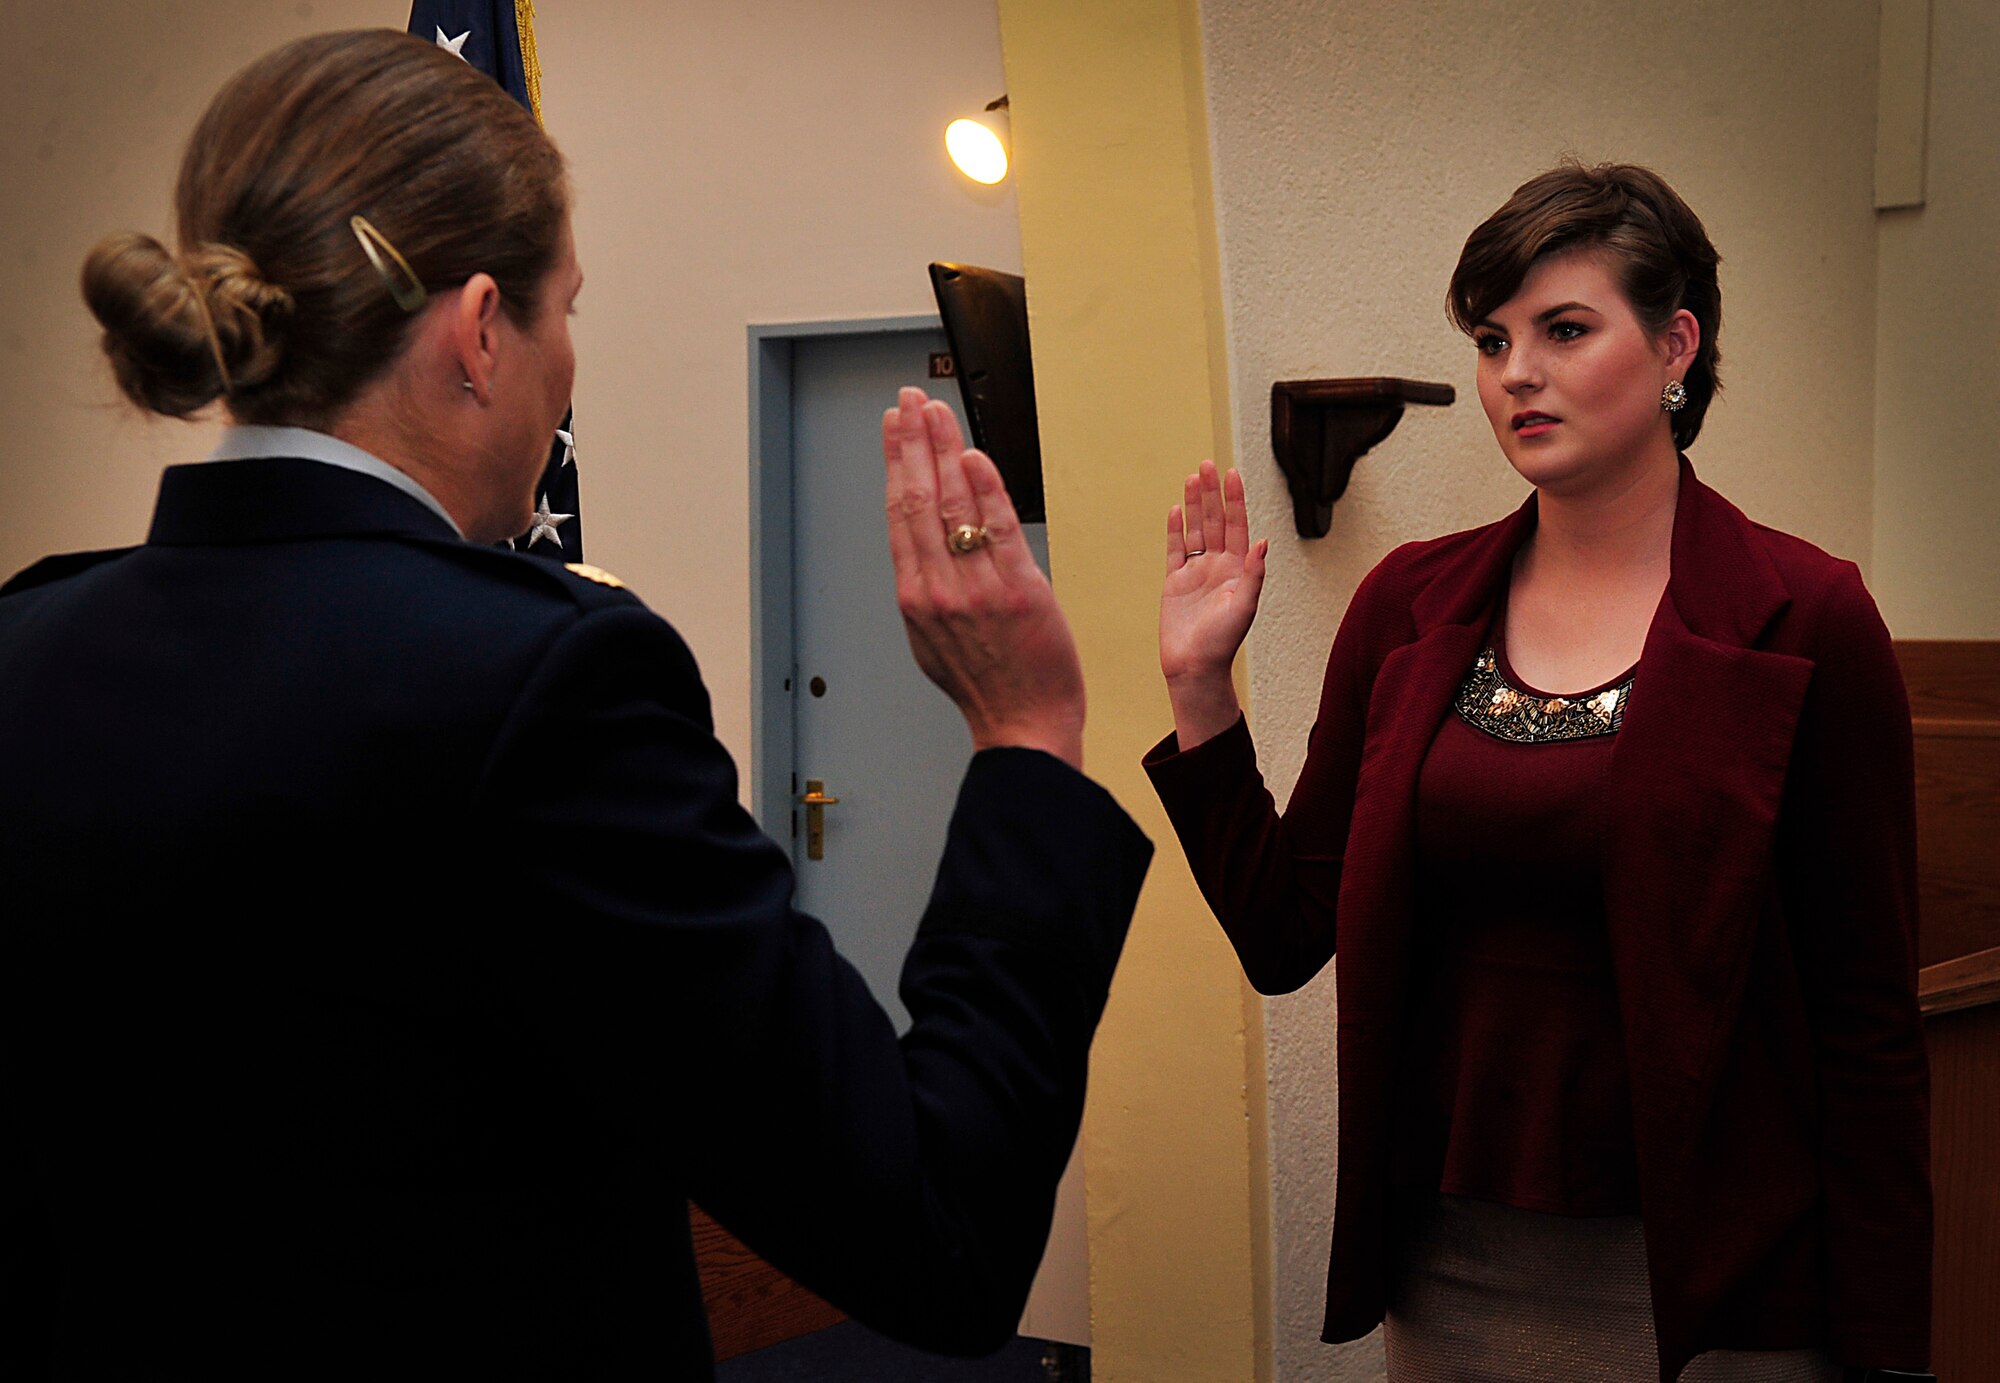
881 387 1086 770
1159 460 1266 748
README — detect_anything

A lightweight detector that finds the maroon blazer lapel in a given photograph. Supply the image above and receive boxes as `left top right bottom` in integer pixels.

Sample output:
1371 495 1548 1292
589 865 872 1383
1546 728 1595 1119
1324 502 1522 1330
1336 620 1486 1077
1601 467 1813 1174
1338 491 1534 1042
1340 495 1531 1037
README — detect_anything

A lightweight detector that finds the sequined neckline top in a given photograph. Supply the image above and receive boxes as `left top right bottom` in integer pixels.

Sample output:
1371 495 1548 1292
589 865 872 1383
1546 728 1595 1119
1453 648 1634 744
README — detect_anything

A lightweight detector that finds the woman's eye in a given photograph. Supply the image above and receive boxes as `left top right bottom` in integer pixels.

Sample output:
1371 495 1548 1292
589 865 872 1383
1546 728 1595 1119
1550 320 1586 341
1475 334 1506 356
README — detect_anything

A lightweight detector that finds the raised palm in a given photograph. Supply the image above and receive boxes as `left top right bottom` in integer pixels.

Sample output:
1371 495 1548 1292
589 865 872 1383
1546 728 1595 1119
881 389 1086 768
1159 460 1267 685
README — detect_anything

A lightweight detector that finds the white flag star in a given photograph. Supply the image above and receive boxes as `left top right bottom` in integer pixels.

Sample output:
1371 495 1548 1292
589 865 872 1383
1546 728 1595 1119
435 27 471 59
554 427 575 468
526 494 574 550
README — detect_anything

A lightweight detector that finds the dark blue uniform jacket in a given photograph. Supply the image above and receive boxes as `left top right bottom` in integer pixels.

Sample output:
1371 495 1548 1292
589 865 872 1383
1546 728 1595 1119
0 458 1150 1379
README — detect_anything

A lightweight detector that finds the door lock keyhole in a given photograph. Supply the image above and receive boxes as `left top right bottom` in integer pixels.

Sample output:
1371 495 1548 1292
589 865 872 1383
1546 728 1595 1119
809 675 827 697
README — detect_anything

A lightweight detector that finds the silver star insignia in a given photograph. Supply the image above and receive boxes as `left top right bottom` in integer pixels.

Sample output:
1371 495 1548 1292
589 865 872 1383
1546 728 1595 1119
435 27 471 59
554 427 575 468
525 494 574 550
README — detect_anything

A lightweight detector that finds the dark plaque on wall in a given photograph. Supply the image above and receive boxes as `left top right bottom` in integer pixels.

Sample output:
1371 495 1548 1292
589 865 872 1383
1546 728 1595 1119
928 262 1045 522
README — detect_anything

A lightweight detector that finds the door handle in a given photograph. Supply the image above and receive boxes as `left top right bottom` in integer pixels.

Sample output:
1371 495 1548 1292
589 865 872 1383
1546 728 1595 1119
800 779 841 861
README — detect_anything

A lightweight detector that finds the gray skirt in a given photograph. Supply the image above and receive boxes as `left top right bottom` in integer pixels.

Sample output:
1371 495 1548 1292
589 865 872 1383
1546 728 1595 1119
1383 1195 1838 1383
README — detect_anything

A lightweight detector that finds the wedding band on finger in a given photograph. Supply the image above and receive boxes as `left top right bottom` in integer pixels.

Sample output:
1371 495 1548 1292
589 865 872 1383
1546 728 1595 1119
1184 548 1207 558
947 523 990 555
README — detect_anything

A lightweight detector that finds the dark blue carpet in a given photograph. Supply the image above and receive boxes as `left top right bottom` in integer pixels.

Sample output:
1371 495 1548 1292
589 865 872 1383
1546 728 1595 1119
715 1322 1056 1382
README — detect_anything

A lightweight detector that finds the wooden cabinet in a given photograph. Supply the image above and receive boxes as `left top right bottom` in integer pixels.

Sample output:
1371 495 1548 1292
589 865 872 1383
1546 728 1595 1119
1900 641 2000 1382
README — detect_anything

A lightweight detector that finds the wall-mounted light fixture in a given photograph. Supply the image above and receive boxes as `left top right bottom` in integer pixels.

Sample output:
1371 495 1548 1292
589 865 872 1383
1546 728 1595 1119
946 95 1010 185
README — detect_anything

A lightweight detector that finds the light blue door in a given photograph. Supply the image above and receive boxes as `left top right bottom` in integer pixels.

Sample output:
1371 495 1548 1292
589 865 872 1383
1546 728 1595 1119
789 328 967 1030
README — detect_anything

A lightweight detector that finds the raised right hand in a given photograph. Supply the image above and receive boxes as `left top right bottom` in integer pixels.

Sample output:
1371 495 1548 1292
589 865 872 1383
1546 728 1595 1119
882 387 1086 770
1158 461 1266 749
1160 460 1267 682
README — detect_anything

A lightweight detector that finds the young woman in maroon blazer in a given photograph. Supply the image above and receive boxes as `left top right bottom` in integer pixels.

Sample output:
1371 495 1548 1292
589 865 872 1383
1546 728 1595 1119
1145 164 1932 1383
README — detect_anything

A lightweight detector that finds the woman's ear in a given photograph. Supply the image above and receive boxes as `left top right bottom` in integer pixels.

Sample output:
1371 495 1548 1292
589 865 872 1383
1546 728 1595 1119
1662 307 1701 376
448 273 503 405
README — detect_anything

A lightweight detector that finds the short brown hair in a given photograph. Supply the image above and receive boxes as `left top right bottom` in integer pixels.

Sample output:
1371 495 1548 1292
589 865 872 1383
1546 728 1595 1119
1448 162 1722 450
82 29 569 426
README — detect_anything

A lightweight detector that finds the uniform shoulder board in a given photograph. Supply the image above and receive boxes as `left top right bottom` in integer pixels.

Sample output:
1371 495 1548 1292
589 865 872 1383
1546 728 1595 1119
564 562 626 589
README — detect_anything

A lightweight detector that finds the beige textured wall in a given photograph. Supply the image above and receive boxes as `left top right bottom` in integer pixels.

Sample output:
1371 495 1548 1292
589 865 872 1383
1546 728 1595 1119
0 1 405 577
1872 0 2000 638
0 0 1023 773
1196 3 1882 1378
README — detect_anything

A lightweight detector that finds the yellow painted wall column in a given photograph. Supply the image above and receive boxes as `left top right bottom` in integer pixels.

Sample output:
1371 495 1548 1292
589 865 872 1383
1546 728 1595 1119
994 3 1267 1378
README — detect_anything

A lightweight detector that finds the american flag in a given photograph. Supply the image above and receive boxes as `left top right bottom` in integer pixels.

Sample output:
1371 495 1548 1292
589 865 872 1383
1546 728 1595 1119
408 0 583 562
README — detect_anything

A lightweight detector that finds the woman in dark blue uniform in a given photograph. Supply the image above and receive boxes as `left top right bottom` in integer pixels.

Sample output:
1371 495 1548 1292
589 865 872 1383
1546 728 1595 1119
0 30 1149 1379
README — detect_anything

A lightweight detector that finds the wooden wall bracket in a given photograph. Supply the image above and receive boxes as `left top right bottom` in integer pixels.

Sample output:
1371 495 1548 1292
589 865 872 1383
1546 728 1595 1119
1271 377 1455 537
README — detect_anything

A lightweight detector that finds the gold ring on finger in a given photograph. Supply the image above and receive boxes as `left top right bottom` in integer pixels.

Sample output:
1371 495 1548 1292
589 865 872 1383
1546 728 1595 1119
947 523 990 555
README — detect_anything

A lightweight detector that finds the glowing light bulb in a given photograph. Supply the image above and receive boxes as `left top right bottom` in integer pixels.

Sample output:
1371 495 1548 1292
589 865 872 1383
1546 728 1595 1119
946 118 1009 185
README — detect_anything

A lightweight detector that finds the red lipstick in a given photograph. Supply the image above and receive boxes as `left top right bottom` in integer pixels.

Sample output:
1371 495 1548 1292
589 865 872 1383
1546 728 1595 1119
1511 411 1559 437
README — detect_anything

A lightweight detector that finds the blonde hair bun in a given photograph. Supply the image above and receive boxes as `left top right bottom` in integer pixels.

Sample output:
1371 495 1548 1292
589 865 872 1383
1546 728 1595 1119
81 232 293 418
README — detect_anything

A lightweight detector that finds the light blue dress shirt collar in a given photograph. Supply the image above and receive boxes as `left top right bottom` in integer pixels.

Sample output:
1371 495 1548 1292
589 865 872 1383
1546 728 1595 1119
205 424 464 539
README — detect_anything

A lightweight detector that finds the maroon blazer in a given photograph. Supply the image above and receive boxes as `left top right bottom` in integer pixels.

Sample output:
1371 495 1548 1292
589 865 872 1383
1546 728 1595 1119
1145 463 1930 1381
